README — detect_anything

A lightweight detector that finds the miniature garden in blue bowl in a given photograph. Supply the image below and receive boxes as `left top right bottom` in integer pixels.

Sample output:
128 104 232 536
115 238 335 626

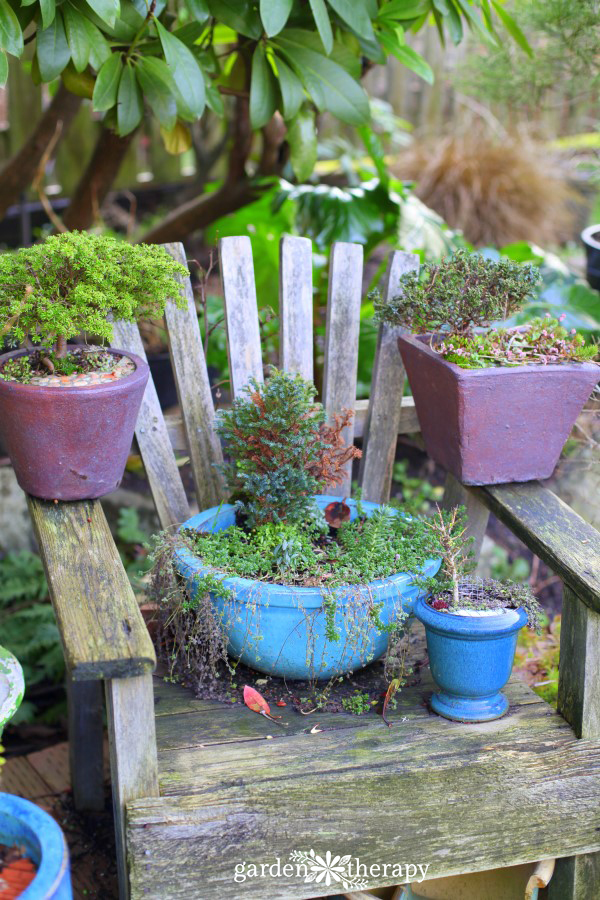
175 495 441 681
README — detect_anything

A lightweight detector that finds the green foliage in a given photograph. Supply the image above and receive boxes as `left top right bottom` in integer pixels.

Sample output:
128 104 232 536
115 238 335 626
0 0 532 169
0 357 33 383
391 459 444 515
0 231 188 352
341 690 372 714
216 369 360 528
438 317 598 369
115 506 153 587
0 551 64 724
373 249 540 336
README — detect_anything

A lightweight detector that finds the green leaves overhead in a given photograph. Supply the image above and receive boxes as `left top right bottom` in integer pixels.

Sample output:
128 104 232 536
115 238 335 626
136 56 177 129
250 44 277 129
117 61 143 135
273 29 370 125
0 0 24 57
37 13 70 82
260 0 292 37
156 20 206 120
0 0 535 169
92 51 122 111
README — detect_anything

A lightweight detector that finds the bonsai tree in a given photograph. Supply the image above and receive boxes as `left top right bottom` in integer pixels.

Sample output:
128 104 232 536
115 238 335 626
421 505 542 628
373 250 597 368
217 369 361 528
0 231 188 361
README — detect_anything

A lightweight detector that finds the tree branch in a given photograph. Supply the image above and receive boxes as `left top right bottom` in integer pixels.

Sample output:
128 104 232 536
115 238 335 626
0 84 81 222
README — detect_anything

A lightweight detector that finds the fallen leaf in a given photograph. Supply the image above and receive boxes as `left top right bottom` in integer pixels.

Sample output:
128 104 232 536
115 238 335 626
382 678 400 727
310 724 323 734
243 685 286 726
276 700 287 707
324 500 351 528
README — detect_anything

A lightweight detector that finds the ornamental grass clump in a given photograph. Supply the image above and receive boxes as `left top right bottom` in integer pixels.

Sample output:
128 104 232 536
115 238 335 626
373 250 597 369
0 231 188 376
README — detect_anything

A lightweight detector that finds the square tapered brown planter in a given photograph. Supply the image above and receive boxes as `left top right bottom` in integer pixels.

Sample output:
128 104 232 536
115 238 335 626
398 333 600 485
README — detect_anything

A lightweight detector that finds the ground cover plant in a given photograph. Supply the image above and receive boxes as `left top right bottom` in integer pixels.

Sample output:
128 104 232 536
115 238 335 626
0 231 188 379
373 250 598 369
149 370 453 706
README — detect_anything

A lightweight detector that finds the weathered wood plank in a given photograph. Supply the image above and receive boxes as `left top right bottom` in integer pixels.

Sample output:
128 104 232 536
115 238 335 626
322 242 364 496
558 586 600 740
219 236 263 397
163 397 419 452
67 677 104 811
360 251 419 504
279 235 314 381
443 472 490 562
128 696 600 900
549 852 600 900
107 674 159 900
154 676 555 797
111 319 189 529
162 242 225 510
477 482 600 614
28 497 156 680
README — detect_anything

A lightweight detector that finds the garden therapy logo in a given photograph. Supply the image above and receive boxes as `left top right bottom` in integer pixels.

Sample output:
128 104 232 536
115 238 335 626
233 850 430 888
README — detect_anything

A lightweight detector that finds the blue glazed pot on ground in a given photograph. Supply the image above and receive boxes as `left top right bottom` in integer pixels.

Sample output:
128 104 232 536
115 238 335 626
414 595 528 722
175 495 440 681
0 794 72 899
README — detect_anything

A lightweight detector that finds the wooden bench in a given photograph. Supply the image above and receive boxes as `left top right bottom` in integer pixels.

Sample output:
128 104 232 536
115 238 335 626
27 237 600 899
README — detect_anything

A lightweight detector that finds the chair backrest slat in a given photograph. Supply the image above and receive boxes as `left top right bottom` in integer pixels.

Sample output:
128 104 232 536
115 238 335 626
162 242 225 510
110 320 190 528
360 251 419 504
219 236 264 397
279 234 314 381
322 241 364 497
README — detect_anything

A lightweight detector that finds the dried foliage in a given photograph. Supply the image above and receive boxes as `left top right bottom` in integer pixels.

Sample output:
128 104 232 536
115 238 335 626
394 134 576 247
217 370 361 527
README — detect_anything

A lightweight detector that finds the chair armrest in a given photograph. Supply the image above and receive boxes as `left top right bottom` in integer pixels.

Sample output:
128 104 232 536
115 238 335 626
28 496 156 680
476 482 600 613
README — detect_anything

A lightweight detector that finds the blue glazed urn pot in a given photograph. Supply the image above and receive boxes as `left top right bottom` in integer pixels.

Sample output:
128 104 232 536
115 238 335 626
0 794 72 899
174 495 441 681
414 595 528 722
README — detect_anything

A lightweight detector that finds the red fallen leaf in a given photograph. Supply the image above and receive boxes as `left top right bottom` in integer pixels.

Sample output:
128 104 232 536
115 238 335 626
382 678 400 727
243 685 286 726
276 700 287 707
324 500 351 528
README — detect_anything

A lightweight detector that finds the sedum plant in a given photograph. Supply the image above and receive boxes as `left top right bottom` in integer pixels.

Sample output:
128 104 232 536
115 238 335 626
0 231 188 359
217 369 361 528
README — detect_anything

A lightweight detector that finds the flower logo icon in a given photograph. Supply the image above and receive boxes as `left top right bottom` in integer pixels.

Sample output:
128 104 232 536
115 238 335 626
289 849 368 890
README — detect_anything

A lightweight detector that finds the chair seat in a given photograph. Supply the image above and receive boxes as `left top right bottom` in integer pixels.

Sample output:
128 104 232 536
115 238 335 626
126 660 600 900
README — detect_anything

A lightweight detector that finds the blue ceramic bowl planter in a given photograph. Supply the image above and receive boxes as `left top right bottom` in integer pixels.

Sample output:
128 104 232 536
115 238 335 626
0 794 72 899
414 595 529 722
175 495 441 680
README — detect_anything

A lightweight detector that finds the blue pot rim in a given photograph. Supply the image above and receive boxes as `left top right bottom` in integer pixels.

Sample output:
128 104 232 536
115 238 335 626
414 594 528 638
0 793 69 898
174 494 441 610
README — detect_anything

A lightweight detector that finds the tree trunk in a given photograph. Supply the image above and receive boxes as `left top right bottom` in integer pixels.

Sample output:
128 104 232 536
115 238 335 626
55 335 67 358
62 127 137 231
0 84 81 222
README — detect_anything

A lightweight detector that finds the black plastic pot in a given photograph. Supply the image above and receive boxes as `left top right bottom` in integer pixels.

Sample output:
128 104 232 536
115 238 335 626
581 225 600 291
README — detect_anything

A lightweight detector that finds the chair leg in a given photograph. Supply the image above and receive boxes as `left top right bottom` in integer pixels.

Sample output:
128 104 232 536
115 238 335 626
548 852 600 900
67 676 105 812
106 673 159 900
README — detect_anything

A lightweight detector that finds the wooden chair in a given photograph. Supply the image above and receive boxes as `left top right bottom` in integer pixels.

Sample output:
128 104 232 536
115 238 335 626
27 237 600 899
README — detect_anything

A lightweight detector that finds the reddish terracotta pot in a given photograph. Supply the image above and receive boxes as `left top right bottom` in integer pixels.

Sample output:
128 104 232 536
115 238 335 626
0 347 148 500
398 333 599 485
